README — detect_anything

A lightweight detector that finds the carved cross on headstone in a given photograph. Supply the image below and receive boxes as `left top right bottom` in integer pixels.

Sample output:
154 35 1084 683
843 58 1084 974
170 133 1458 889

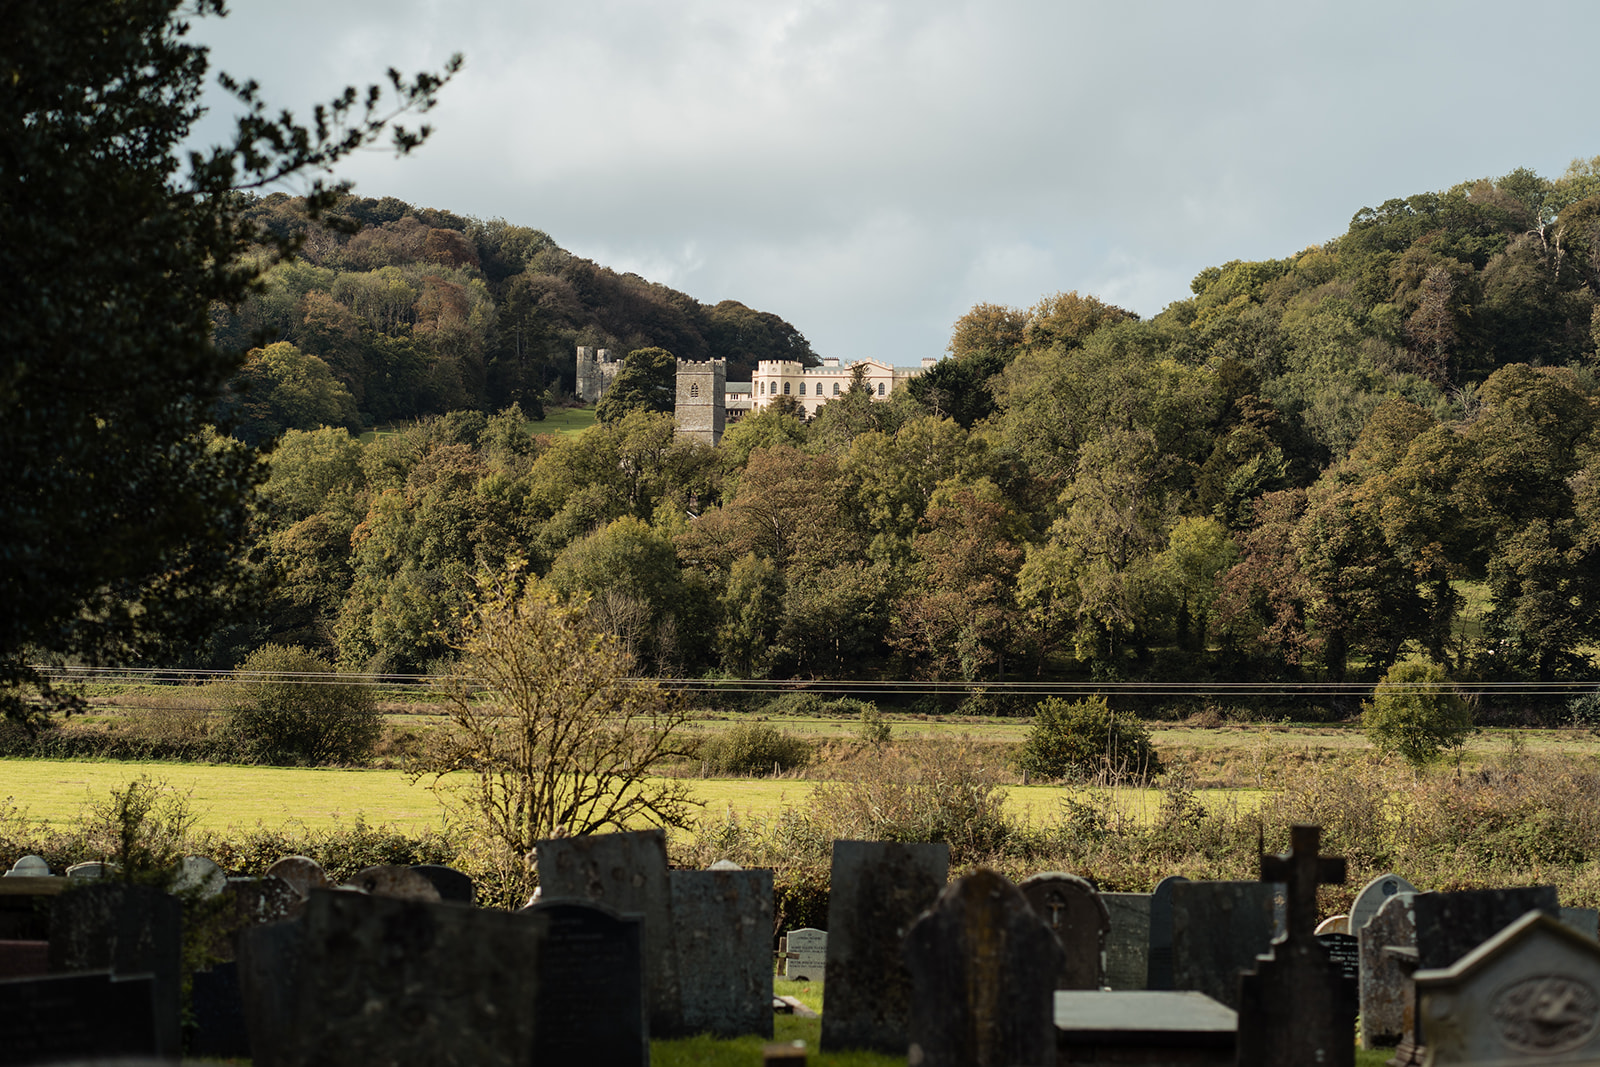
1260 824 1345 944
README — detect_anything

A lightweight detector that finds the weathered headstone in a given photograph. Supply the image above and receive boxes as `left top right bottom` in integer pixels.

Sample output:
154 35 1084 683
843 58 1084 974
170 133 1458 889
3 855 49 877
670 867 774 1038
1054 990 1236 1065
521 899 648 1067
536 828 681 1037
1235 824 1352 1067
1413 885 1559 970
1349 872 1417 935
262 854 328 898
1415 910 1600 1066
1170 879 1282 1010
707 859 743 871
65 861 111 880
236 916 305 1067
1146 874 1188 990
1101 891 1150 990
903 868 1063 1067
1316 914 1350 934
1020 871 1110 990
47 882 182 1058
819 840 948 1055
412 863 475 905
1562 905 1600 940
191 960 250 1059
1359 890 1417 1049
173 854 226 898
784 927 827 981
270 888 541 1067
0 971 159 1063
346 863 443 901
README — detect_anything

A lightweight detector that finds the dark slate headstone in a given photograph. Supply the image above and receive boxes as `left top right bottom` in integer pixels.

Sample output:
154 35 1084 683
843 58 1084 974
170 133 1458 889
1171 879 1282 1010
0 875 62 940
0 971 159 1064
1413 885 1559 970
286 888 540 1067
1054 990 1236 1064
191 960 250 1059
1349 872 1417 934
1235 825 1352 1067
47 882 182 1058
1101 891 1151 990
819 840 949 1055
1318 931 1360 1020
670 868 774 1038
536 828 681 1037
236 916 305 1067
0 939 49 980
1019 871 1109 990
1561 905 1600 940
903 868 1063 1067
1146 874 1188 990
1358 891 1417 1049
412 863 476 905
521 899 648 1067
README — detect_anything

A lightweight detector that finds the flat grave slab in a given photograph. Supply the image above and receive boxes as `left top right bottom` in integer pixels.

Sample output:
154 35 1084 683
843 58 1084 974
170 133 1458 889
1055 990 1236 1066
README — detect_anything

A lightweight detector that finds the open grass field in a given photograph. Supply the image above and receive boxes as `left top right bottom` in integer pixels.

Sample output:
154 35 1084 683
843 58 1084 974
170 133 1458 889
530 406 597 436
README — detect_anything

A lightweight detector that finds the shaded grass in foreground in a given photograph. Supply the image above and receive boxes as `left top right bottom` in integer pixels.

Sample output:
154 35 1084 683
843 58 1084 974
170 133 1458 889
656 981 904 1067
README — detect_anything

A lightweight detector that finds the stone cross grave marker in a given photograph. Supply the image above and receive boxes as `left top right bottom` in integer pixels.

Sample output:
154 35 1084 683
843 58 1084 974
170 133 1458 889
1170 879 1282 1009
521 898 649 1067
1020 871 1110 990
47 881 183 1059
1349 872 1417 935
1146 874 1188 989
536 828 682 1037
1415 910 1600 1066
784 927 827 981
819 839 948 1055
903 868 1064 1067
1359 890 1418 1049
1100 891 1150 989
411 863 475 905
670 867 774 1038
271 888 541 1067
1235 824 1352 1067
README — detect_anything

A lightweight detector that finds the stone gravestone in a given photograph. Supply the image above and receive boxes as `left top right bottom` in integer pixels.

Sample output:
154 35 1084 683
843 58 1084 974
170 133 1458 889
819 840 949 1055
784 928 827 981
1561 906 1600 940
47 882 183 1059
412 863 475 905
670 867 774 1038
1415 910 1600 1066
1359 890 1417 1049
0 971 159 1063
3 855 50 877
1235 824 1352 1067
1414 885 1559 971
263 854 328 898
1101 891 1150 989
1019 871 1110 989
1349 872 1417 935
902 868 1063 1067
1170 879 1282 1010
236 915 306 1067
521 899 648 1067
536 828 682 1037
262 888 541 1067
346 863 443 901
1146 874 1188 989
191 961 249 1059
173 855 227 898
1054 990 1237 1065
1317 931 1360 1024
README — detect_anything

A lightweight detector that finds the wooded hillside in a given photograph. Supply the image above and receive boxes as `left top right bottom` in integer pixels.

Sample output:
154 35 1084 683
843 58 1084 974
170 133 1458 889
213 163 1600 714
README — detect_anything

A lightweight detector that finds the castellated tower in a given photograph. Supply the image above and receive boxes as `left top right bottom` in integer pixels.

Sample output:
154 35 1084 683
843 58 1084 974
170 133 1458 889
575 346 619 404
675 358 725 446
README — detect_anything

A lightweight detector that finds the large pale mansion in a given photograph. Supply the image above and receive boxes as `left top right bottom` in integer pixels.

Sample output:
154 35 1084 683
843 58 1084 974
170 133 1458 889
577 347 935 446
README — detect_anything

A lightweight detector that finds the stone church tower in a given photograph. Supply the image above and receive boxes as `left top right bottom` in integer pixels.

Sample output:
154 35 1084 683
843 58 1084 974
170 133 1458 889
675 359 725 446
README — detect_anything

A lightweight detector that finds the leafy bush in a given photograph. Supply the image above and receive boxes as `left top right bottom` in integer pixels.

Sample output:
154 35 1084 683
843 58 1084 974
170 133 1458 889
697 721 812 775
1015 696 1162 783
840 700 892 744
218 644 382 765
1569 687 1600 729
1362 657 1472 766
759 692 826 717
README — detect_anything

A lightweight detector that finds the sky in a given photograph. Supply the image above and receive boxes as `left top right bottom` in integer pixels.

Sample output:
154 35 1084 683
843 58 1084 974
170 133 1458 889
189 0 1600 366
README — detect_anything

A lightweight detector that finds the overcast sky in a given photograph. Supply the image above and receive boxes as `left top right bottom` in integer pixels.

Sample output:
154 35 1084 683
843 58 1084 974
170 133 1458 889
190 0 1599 366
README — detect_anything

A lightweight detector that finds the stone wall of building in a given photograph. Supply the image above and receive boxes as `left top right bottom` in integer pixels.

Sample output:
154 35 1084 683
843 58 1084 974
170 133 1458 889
575 346 619 404
674 359 726 446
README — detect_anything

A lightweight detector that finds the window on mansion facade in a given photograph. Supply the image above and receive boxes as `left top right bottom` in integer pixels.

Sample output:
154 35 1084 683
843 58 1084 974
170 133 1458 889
832 382 841 395
799 382 807 395
783 382 791 395
877 382 885 396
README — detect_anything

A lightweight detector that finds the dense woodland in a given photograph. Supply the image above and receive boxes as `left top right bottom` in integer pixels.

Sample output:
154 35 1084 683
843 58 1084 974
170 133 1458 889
205 164 1600 712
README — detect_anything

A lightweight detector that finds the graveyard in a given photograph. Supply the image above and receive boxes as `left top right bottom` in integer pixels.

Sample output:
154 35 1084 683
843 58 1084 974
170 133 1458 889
9 823 1599 1065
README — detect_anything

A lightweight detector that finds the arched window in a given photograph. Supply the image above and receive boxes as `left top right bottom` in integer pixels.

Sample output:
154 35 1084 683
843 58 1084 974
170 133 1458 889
689 382 700 398
832 382 841 395
759 381 765 395
876 382 885 396
783 382 791 395
799 382 807 395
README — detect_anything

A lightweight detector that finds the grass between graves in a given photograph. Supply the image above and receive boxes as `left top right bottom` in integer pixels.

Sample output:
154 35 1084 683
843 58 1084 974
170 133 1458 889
653 981 908 1067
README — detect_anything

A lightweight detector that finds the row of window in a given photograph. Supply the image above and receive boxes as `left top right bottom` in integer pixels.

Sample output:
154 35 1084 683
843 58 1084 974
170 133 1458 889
755 380 887 397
